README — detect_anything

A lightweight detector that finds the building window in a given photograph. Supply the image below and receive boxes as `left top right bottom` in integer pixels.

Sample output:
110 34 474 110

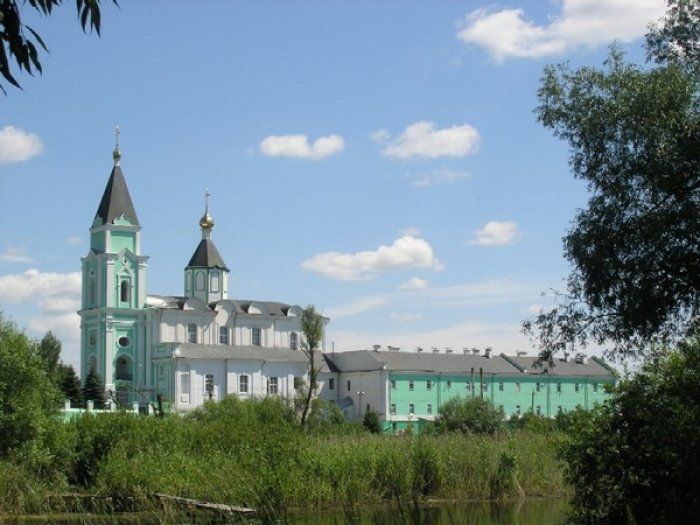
120 280 130 303
158 365 165 381
328 378 335 390
267 377 278 395
515 405 521 416
593 383 598 392
409 380 414 391
446 380 451 388
88 273 96 305
557 382 562 393
466 382 471 391
205 374 214 399
180 372 190 395
195 271 205 291
575 383 580 392
427 403 433 415
536 405 541 415
499 381 504 391
426 379 433 390
118 336 130 347
536 382 542 392
187 324 197 343
290 332 298 350
239 374 249 394
408 403 415 414
366 403 370 414
557 405 563 414
252 327 261 346
347 380 351 392
219 326 229 345
390 379 396 389
482 382 488 391
515 382 521 392
210 272 219 292
89 331 96 346
185 274 190 293
390 404 396 415
115 356 132 381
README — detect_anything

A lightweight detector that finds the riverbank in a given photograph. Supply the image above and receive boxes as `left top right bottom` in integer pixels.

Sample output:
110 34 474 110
0 397 568 521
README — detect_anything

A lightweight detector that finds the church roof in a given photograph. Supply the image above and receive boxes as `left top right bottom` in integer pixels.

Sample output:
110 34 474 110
186 238 228 270
94 165 139 226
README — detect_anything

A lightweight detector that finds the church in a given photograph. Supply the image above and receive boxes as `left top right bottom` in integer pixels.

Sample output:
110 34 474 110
79 141 329 411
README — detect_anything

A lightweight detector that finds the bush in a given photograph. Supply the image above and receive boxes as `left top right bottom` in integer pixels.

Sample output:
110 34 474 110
434 397 502 435
363 409 381 434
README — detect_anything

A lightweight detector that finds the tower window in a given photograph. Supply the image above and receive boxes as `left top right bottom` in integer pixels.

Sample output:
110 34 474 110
118 336 130 347
115 356 132 381
187 324 197 343
211 272 219 292
219 326 229 345
252 327 261 346
195 271 205 291
120 280 130 303
290 332 298 350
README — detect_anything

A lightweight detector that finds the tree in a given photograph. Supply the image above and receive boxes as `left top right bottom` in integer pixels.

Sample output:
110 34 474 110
560 333 700 523
0 0 118 94
37 331 61 378
362 408 381 434
81 365 106 409
524 1 699 360
0 314 62 458
299 305 324 427
434 397 502 435
57 362 83 407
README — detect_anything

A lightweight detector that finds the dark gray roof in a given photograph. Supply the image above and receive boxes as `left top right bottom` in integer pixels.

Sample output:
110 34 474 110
325 350 521 375
503 355 614 378
156 342 308 363
187 239 228 270
94 165 139 226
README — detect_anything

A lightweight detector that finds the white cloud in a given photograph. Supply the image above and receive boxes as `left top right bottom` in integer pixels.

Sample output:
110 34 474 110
408 168 470 187
66 236 82 246
398 226 421 237
301 235 443 281
0 126 43 165
471 221 518 246
381 121 480 160
370 129 391 143
389 312 422 323
457 0 666 61
259 133 345 160
0 246 34 263
399 277 429 291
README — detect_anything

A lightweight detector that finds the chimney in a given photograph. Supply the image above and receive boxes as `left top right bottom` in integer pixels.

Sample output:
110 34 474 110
462 347 470 355
562 352 570 362
517 351 527 357
445 347 453 354
484 347 492 358
416 346 423 353
575 353 587 364
373 344 381 352
432 347 439 354
388 345 400 352
472 348 480 355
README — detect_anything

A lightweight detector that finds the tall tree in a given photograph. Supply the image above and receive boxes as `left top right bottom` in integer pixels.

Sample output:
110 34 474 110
299 305 324 427
81 365 106 409
0 0 118 94
38 331 61 378
524 1 699 359
57 363 83 407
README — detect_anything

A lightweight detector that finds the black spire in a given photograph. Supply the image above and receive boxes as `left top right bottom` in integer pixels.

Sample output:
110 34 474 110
94 165 140 226
187 239 228 270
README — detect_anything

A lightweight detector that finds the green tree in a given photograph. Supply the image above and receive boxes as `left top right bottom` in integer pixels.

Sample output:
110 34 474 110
37 331 61 378
299 305 324 428
434 397 502 435
524 1 699 359
0 0 118 94
57 363 83 407
0 314 62 459
81 365 106 409
560 333 700 523
362 408 381 434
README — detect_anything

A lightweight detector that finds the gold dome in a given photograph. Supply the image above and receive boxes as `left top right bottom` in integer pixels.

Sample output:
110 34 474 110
199 211 214 230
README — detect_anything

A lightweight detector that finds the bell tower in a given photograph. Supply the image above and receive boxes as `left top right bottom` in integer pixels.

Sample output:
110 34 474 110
79 129 148 401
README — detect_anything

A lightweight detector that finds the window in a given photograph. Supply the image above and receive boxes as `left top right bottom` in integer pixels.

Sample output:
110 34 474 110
409 403 415 414
446 380 451 388
158 365 165 381
180 372 190 395
426 379 433 390
466 382 471 391
239 374 249 394
347 380 351 392
366 403 370 414
390 379 396 389
118 336 130 347
187 324 197 343
515 382 521 392
290 332 298 350
557 382 562 393
205 374 214 399
195 271 205 291
210 272 219 292
409 380 414 391
120 280 130 303
115 356 132 380
482 382 488 391
557 406 563 414
252 327 261 346
575 383 580 392
390 404 396 415
593 383 598 392
536 405 541 415
88 273 96 305
536 382 542 392
267 377 278 395
219 326 229 345
328 378 335 390
427 403 433 415
515 405 521 416
498 381 504 391
89 331 96 346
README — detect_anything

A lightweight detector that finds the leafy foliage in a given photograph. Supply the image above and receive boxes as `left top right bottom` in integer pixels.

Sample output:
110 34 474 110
525 1 700 359
81 365 106 409
560 334 700 523
299 304 324 427
0 0 118 94
434 397 502 435
362 407 382 434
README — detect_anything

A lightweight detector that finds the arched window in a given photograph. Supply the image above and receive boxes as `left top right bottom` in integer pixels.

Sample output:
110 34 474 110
88 355 98 373
195 271 205 291
290 332 298 350
88 270 96 305
116 355 132 381
120 280 130 303
211 271 219 292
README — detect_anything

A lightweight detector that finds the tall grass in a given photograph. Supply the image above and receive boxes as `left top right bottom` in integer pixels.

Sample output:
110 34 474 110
0 397 568 520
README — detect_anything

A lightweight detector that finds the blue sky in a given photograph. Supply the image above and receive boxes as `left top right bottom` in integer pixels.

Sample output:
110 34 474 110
0 1 666 366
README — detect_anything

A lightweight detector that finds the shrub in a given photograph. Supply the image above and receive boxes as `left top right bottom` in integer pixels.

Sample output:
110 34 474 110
363 409 381 434
434 397 502 435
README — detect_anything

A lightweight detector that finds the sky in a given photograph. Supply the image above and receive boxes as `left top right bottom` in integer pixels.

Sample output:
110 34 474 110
0 1 667 367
